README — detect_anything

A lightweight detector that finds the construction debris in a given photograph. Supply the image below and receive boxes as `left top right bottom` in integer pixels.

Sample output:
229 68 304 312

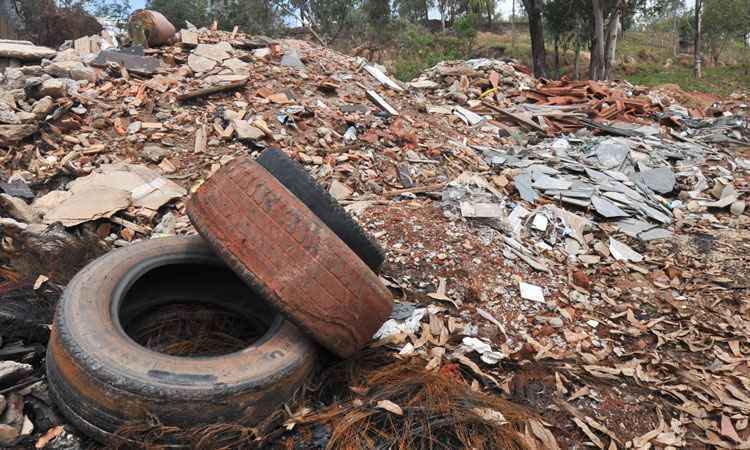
0 18 748 450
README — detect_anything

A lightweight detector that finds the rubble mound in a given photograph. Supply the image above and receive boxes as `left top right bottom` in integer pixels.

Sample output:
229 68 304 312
0 23 749 449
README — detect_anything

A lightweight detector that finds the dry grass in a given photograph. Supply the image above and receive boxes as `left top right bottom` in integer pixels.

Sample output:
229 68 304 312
287 352 540 450
106 350 545 450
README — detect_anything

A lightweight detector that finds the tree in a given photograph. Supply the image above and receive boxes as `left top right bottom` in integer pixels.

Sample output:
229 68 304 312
520 0 546 77
694 0 702 77
363 0 391 29
702 0 747 65
146 0 210 28
395 0 431 24
588 0 644 80
90 0 131 23
217 0 285 36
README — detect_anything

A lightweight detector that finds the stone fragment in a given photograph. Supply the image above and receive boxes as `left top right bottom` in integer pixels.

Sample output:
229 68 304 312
232 119 264 140
142 145 170 163
0 361 33 388
0 194 40 223
0 102 19 124
0 42 56 61
39 78 67 98
187 54 216 73
31 96 55 117
0 124 37 145
193 42 233 61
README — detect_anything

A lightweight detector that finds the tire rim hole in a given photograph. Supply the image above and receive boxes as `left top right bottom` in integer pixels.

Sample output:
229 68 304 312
118 263 274 357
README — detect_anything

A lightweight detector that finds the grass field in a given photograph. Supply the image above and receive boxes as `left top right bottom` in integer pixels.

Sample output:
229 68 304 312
473 30 750 96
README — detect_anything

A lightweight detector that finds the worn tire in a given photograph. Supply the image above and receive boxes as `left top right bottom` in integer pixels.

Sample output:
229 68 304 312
187 158 393 359
46 235 317 443
257 147 386 273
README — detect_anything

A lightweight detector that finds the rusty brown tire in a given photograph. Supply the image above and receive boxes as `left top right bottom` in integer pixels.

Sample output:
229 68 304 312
257 147 386 273
46 235 317 443
187 157 393 359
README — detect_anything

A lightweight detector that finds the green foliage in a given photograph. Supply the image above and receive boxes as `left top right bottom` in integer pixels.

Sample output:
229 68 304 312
391 20 475 81
363 0 391 28
624 64 750 96
217 0 285 36
89 0 131 22
453 13 478 43
146 0 209 28
394 0 431 23
702 0 749 63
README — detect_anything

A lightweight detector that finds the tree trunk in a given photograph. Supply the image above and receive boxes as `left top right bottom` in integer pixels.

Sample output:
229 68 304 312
590 0 606 80
603 7 621 80
694 0 702 78
438 0 447 30
554 37 560 78
671 0 680 57
574 42 581 80
486 2 493 28
0 0 23 31
522 0 547 78
511 0 516 49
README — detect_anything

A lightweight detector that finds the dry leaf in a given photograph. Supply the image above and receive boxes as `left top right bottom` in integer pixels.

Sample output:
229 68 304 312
35 426 64 448
528 419 561 450
721 415 742 442
573 417 604 449
376 399 403 416
472 407 507 425
427 277 460 307
33 274 49 290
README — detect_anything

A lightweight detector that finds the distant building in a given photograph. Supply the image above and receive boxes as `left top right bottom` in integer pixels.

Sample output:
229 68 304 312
0 0 24 39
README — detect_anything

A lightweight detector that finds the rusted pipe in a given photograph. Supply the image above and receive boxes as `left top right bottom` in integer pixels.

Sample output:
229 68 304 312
128 10 177 48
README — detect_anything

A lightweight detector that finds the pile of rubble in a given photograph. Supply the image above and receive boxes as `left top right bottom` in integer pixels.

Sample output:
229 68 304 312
1 15 749 449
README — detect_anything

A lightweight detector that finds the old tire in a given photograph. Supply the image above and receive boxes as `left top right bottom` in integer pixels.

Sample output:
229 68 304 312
187 158 393 359
46 235 317 443
257 147 385 273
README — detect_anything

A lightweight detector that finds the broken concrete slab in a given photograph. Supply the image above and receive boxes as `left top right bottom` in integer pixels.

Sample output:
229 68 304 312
0 102 19 125
591 195 629 218
519 281 545 303
0 179 33 199
193 42 233 61
633 167 676 194
38 79 68 98
329 180 352 200
142 145 170 163
233 120 265 140
44 60 97 82
31 96 55 118
180 29 198 46
281 50 305 69
91 50 162 76
0 124 37 145
0 42 56 61
609 237 643 263
187 54 216 73
460 202 503 219
593 138 630 169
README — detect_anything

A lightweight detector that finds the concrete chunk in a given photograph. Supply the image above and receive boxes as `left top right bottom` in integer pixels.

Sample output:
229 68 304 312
0 42 56 61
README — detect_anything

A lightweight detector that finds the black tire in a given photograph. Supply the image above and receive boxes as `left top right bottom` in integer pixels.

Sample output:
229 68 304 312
46 235 317 443
256 147 385 273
